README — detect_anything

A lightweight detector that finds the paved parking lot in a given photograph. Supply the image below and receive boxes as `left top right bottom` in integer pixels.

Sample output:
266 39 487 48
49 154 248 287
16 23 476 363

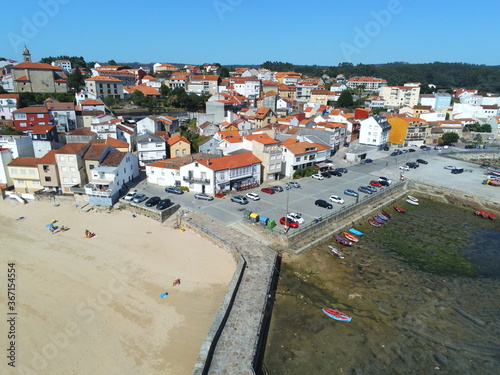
122 147 500 226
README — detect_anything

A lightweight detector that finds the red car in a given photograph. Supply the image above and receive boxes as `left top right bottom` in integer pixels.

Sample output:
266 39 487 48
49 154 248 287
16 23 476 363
280 217 299 228
261 187 275 194
369 180 382 187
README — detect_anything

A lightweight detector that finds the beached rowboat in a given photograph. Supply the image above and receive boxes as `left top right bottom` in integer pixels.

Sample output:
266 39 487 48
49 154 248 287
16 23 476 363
334 235 352 247
328 245 345 259
382 210 392 219
343 232 359 242
394 206 406 213
322 308 352 322
349 228 363 236
406 199 419 205
408 195 419 203
373 216 384 224
368 218 381 227
377 213 389 221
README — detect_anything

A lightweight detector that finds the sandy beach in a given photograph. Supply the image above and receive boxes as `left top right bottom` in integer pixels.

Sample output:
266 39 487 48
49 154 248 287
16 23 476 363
0 199 236 375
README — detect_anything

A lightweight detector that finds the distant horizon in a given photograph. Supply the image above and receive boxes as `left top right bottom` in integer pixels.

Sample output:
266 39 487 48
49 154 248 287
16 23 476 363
2 0 499 67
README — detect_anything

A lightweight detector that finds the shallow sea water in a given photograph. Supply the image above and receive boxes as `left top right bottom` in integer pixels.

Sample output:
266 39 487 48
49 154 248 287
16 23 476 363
264 198 500 375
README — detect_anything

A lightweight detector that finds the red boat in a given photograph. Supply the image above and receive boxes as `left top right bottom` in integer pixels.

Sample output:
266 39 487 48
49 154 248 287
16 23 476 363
343 232 359 242
335 235 352 247
368 218 381 227
373 215 384 224
394 206 406 213
322 308 352 322
488 212 497 220
382 210 392 219
475 210 483 217
482 211 490 219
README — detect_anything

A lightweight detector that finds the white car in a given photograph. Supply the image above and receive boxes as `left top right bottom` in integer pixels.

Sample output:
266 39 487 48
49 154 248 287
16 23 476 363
287 212 305 224
329 195 345 204
246 192 260 201
399 165 410 171
124 190 137 201
311 173 324 180
444 166 456 170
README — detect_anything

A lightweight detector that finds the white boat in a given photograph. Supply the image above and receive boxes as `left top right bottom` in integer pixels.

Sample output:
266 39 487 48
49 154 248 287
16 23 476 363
406 199 419 205
328 245 345 259
407 195 419 202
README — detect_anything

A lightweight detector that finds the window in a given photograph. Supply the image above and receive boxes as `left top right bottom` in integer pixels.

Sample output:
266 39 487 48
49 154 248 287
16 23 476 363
33 181 40 185
175 150 180 156
71 177 77 183
20 122 27 127
11 168 17 174
89 165 94 169
59 156 65 162
37 114 44 118
45 176 52 182
61 166 67 172
68 156 75 162
70 167 76 172
21 169 26 175
29 169 35 175
17 179 24 184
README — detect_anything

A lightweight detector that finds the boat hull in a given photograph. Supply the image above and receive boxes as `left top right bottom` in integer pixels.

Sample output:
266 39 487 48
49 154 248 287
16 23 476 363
322 308 352 322
368 219 381 227
349 228 363 236
394 206 406 213
343 232 359 242
335 235 352 246
328 245 345 259
406 199 419 205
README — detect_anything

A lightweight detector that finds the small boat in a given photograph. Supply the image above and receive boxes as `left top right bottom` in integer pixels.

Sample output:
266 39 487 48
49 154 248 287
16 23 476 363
373 216 384 224
328 245 345 259
368 218 381 227
343 232 359 242
377 213 389 221
349 228 363 236
406 199 419 206
407 195 419 203
382 210 392 219
474 210 483 217
482 211 490 219
322 308 352 322
394 206 406 213
489 213 497 220
335 235 352 247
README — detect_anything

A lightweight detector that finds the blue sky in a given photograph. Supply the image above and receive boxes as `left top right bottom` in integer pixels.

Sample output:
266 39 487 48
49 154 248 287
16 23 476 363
2 0 499 67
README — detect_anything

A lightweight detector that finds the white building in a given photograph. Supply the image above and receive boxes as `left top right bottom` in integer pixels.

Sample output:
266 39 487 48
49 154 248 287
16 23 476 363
85 76 124 99
379 86 420 108
280 140 330 178
358 115 391 149
51 60 72 73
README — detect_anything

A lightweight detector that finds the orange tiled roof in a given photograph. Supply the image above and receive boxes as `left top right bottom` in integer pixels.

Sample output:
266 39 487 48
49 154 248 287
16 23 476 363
198 152 261 171
13 62 62 71
167 134 190 146
123 85 161 96
245 133 279 145
13 106 47 113
56 143 89 154
14 75 30 81
31 125 55 134
81 99 104 106
8 157 39 168
85 76 122 82
38 149 57 164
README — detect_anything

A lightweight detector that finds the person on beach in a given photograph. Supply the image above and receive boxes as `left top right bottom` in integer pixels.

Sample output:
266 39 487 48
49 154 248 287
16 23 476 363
172 278 181 286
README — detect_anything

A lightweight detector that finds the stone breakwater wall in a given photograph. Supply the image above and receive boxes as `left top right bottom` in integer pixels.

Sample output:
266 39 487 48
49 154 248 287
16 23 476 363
184 215 279 375
443 150 500 164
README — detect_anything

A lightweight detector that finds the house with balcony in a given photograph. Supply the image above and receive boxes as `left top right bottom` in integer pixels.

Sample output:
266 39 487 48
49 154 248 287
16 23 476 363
55 143 90 194
187 75 220 95
168 134 191 158
347 76 387 92
29 125 61 158
37 149 60 192
168 72 191 89
280 139 330 178
386 115 429 147
379 85 420 108
296 78 324 102
358 115 391 150
213 130 244 155
243 133 282 181
45 99 77 132
7 156 43 193
84 151 139 206
83 143 116 179
137 133 168 167
12 106 50 131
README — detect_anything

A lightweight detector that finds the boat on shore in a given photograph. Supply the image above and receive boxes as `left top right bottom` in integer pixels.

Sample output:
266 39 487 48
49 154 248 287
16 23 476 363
373 216 384 224
328 245 345 259
322 308 352 322
343 232 359 242
382 210 392 219
406 199 419 205
334 235 352 247
377 213 389 221
407 195 419 203
349 228 363 236
394 206 407 213
489 212 497 220
368 218 381 227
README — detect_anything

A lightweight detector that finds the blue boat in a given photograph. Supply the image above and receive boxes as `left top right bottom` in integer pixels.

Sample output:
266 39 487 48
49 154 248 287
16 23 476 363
373 216 384 224
322 308 352 322
377 213 389 221
349 228 363 236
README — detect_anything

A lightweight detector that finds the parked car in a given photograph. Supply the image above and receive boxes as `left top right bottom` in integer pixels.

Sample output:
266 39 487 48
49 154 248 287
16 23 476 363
464 144 475 149
320 171 331 178
315 199 333 209
416 159 428 164
194 193 214 201
344 189 359 197
422 146 431 151
280 217 299 228
366 185 378 193
406 162 419 169
419 145 427 149
364 158 373 163
358 186 373 194
378 179 390 187
408 148 416 152
330 170 343 177
378 176 392 184
287 212 304 224
399 165 410 171
444 166 456 170
156 198 171 210
145 196 161 207
124 190 137 201
451 168 464 174
231 195 249 204
390 151 399 156
245 192 260 201
311 173 324 180
132 193 147 203
369 180 382 187
261 187 275 194
271 185 284 192
383 146 390 151
165 186 183 194
329 195 345 204
336 168 348 173
286 181 301 189
401 149 408 153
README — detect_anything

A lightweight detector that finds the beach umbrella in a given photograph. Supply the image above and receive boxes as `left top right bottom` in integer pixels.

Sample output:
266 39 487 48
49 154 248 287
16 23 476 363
45 223 54 228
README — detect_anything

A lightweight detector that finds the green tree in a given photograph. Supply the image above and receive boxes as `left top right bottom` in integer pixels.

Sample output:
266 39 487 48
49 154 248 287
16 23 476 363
473 133 483 143
67 68 85 90
441 132 459 144
479 124 492 133
103 96 118 108
219 67 230 78
337 90 354 107
130 90 145 105
107 59 117 66
159 83 170 97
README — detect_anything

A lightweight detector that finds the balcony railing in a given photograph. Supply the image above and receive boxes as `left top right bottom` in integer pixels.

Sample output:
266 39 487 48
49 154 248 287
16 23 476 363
183 176 211 184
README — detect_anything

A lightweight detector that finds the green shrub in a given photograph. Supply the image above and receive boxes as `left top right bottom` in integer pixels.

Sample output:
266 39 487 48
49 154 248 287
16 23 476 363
180 186 190 193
